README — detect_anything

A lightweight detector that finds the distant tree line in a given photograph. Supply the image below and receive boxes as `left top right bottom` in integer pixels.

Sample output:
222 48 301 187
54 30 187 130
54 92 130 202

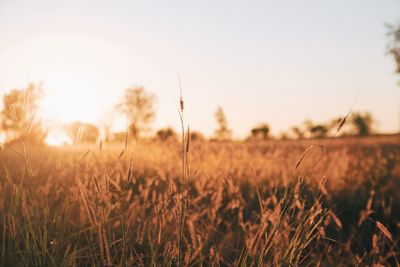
0 83 382 146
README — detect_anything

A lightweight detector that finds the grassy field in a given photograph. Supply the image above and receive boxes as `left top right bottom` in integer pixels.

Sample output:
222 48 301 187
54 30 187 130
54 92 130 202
0 135 399 266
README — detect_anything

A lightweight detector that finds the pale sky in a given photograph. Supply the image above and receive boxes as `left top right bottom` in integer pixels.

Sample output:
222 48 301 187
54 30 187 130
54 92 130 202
0 0 399 138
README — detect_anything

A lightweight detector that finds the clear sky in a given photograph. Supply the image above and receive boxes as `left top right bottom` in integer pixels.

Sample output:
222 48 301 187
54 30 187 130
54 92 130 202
0 0 399 138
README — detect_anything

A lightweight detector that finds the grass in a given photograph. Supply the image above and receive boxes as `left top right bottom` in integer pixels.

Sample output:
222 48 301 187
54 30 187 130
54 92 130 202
0 135 399 266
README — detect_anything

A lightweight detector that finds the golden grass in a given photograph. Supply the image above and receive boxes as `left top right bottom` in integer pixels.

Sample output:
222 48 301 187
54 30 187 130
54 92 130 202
0 136 399 266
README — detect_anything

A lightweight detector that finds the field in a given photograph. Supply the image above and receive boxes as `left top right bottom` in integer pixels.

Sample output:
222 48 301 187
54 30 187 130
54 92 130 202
0 135 399 266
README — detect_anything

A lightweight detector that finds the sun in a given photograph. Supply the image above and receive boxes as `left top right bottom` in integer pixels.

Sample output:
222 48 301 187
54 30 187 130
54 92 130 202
39 70 106 146
6 33 147 145
24 33 123 126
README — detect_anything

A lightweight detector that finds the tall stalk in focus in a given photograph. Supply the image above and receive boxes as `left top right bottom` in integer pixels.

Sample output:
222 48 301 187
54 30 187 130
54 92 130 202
177 73 190 266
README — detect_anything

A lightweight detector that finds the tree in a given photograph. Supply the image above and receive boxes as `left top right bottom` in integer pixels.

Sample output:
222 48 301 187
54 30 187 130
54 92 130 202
304 120 328 139
387 23 400 75
116 86 156 139
279 131 289 140
156 127 178 142
249 123 270 140
214 107 232 141
309 125 328 139
350 112 374 136
291 126 304 139
0 83 47 144
189 131 205 142
66 121 100 144
386 23 400 132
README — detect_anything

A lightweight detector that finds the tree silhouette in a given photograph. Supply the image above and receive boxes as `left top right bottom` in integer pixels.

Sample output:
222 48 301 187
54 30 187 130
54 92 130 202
0 83 47 144
250 123 270 140
304 120 328 139
156 127 177 142
387 23 400 75
291 126 304 139
116 86 156 139
279 131 289 140
189 131 205 142
309 125 328 139
214 107 232 141
350 112 374 136
386 23 400 132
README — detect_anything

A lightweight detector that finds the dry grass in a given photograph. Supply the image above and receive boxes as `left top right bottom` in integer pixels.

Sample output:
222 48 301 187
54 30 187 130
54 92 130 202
0 135 399 266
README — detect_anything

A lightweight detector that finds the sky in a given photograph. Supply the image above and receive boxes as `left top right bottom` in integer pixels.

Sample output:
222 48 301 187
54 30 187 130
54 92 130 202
0 0 399 138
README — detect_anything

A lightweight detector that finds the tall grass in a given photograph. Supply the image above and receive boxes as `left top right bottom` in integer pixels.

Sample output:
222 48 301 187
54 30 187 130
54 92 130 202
0 135 399 266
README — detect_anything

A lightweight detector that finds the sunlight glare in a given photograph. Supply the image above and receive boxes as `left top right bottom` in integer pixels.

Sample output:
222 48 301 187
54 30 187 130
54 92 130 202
41 75 103 124
45 131 72 146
